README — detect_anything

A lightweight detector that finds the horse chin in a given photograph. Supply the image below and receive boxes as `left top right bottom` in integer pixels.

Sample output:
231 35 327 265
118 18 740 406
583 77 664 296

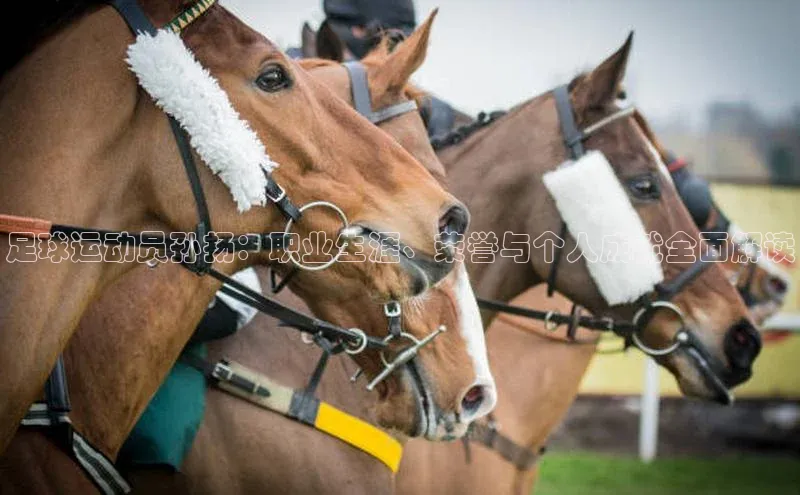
404 361 470 441
665 349 734 405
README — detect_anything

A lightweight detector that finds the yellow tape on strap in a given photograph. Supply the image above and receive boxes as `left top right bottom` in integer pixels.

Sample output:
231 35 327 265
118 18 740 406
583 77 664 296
314 402 403 473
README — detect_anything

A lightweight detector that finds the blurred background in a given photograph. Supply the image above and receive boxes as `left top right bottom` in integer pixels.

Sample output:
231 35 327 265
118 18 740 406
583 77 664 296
229 1 800 492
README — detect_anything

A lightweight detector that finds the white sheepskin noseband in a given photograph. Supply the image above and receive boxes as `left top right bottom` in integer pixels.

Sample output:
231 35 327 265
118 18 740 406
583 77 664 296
126 29 278 212
543 150 664 305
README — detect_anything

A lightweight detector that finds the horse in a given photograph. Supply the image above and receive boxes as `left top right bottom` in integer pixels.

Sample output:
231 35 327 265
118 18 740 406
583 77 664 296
394 34 768 494
172 15 498 494
0 10 495 494
0 0 467 452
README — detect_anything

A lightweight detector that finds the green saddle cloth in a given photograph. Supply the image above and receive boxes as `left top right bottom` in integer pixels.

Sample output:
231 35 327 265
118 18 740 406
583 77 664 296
118 343 207 470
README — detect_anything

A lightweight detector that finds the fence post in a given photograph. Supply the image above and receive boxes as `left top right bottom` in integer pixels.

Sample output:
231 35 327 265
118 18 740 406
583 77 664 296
639 357 660 462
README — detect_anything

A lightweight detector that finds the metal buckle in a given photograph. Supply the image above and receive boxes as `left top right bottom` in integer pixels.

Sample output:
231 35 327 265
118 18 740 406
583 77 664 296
265 181 287 203
384 301 401 318
211 362 234 381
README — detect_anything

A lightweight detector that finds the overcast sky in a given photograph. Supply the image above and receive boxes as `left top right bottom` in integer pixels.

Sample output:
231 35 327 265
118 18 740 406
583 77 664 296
224 0 800 129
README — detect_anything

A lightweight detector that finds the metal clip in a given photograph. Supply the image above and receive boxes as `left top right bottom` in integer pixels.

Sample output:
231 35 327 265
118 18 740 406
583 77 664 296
211 361 234 381
384 301 401 318
366 325 446 391
265 181 287 203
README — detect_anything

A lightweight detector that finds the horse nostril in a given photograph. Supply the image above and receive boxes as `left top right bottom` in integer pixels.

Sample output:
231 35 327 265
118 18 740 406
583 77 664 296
439 204 469 240
460 385 485 416
724 319 762 370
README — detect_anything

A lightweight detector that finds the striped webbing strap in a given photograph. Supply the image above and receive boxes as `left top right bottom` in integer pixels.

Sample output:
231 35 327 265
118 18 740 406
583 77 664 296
198 358 404 472
22 403 131 494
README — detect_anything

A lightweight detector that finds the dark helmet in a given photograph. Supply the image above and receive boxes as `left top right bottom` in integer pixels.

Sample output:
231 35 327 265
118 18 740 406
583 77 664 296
323 0 417 58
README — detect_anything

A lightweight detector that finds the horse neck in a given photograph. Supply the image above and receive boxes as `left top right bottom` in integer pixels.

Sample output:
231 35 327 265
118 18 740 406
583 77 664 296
61 263 218 457
486 290 598 455
440 95 568 313
0 6 175 451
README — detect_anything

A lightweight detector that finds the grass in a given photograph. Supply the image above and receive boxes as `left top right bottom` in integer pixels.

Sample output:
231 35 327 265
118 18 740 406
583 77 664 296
534 452 800 495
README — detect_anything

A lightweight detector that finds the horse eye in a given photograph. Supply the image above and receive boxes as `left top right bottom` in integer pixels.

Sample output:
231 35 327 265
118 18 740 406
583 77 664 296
628 174 660 199
256 65 292 92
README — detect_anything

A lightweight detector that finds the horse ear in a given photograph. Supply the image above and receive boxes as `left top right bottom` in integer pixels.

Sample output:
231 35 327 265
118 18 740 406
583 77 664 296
572 32 633 109
301 22 317 58
316 20 345 62
372 9 438 95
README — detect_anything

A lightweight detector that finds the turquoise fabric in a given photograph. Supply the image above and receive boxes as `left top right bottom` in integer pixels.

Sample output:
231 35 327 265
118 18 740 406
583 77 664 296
118 343 207 470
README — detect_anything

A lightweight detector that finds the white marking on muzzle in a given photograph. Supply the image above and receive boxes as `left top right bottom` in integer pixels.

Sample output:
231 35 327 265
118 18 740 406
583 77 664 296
543 150 664 305
126 30 277 212
453 264 497 419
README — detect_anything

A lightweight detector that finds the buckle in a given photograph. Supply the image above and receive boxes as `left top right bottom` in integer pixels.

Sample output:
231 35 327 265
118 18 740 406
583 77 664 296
384 301 401 318
266 181 286 203
211 362 234 381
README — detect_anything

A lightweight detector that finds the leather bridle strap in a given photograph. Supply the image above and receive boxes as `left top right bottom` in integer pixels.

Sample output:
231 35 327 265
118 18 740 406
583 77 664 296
464 418 543 471
546 85 583 297
110 0 300 274
477 297 637 337
343 61 418 124
204 267 387 351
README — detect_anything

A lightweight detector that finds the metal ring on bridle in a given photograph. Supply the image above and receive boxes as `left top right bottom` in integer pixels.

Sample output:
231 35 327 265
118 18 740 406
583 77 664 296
631 301 687 356
344 328 368 355
283 201 349 271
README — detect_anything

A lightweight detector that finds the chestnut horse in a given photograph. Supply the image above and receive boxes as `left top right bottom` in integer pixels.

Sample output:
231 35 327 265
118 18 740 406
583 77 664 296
0 11 495 494
177 16 495 494
396 35 767 494
0 0 465 451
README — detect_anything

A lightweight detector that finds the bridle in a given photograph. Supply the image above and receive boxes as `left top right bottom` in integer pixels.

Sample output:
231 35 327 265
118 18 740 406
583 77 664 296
476 84 723 366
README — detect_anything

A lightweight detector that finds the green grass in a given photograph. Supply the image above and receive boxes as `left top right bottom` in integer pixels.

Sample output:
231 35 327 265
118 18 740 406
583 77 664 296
534 452 800 495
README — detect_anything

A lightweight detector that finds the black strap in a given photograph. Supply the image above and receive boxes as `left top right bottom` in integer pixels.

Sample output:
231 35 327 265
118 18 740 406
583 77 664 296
546 85 585 297
180 354 271 398
47 225 289 256
553 85 584 159
546 222 568 297
269 266 297 294
466 418 543 471
264 175 302 222
109 0 156 34
477 297 636 336
205 267 386 350
343 61 373 118
655 253 715 301
288 335 340 425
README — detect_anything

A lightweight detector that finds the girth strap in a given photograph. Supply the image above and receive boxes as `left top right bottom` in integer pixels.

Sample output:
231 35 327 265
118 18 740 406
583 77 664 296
181 355 404 472
22 404 131 494
465 419 543 471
